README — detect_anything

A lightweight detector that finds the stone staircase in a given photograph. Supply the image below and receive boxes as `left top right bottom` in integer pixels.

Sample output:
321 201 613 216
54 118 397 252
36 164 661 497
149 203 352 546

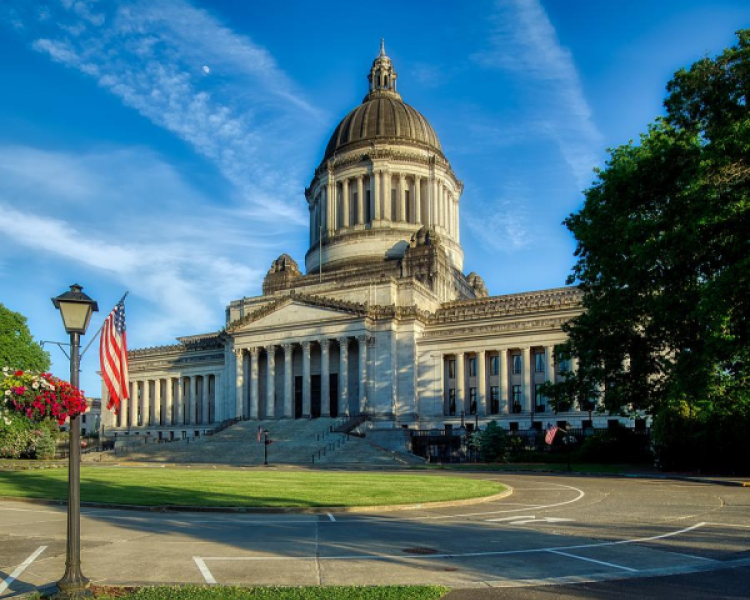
315 434 426 466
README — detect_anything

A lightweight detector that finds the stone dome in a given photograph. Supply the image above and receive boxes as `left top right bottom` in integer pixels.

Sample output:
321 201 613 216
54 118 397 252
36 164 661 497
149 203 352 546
322 41 443 161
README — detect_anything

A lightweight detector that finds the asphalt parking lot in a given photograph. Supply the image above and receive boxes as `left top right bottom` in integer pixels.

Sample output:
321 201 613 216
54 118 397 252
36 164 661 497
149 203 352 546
1 472 748 597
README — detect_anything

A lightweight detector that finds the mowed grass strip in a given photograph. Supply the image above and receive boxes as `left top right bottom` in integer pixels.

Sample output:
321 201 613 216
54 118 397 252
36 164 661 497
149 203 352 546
0 468 504 507
89 585 449 600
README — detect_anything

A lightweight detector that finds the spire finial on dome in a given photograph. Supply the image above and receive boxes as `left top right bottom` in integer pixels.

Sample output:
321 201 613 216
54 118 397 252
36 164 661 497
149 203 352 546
367 39 398 98
380 38 385 57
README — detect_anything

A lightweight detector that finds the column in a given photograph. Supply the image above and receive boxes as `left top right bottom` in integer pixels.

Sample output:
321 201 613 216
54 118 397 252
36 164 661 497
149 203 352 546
188 376 197 425
436 181 443 229
120 387 128 428
456 352 466 415
234 348 244 419
214 374 222 423
338 337 349 417
283 343 293 418
357 335 368 414
383 170 391 221
372 170 381 221
342 178 350 228
250 347 260 418
523 346 533 413
320 339 331 417
165 377 173 426
175 378 183 425
202 375 210 424
320 189 327 237
430 177 437 227
154 378 162 426
327 180 335 234
357 175 365 225
500 349 509 414
415 176 422 225
477 350 487 416
399 173 407 222
545 346 555 385
302 341 312 417
266 345 276 419
142 380 151 426
130 381 138 427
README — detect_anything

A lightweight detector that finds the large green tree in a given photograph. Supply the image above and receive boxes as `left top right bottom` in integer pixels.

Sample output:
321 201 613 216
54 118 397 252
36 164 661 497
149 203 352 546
0 303 51 372
547 30 749 416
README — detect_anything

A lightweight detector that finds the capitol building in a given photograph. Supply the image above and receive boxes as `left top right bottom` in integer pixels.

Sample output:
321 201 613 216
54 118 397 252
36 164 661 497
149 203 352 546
102 43 597 442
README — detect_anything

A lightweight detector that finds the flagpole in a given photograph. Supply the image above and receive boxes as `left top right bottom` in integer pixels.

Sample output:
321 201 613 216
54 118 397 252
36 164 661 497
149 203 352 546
80 292 129 358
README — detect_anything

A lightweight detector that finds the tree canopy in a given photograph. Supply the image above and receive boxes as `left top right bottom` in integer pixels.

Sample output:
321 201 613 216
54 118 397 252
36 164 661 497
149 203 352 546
0 303 51 372
546 30 749 416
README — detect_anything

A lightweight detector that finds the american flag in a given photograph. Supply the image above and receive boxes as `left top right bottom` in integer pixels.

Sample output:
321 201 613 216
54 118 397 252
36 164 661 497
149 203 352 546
99 301 129 414
545 423 559 445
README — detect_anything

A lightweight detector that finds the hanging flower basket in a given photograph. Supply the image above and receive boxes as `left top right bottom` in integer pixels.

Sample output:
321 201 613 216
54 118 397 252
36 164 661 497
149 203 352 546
1 367 88 426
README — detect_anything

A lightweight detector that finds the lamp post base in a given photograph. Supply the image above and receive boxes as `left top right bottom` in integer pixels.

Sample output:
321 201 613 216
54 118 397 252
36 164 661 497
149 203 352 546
55 571 91 598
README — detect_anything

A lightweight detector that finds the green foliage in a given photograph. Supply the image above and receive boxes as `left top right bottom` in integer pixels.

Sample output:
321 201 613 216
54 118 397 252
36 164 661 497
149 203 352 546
573 427 652 464
0 409 60 459
470 420 520 462
90 586 449 600
549 30 750 418
651 394 750 473
0 304 50 372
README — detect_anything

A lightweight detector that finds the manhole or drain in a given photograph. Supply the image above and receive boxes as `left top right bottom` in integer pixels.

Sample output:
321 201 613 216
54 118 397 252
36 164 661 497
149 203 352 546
402 547 440 555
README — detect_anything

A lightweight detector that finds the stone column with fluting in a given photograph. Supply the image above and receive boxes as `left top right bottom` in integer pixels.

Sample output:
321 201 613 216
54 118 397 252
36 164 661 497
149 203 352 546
372 170 381 222
175 378 183 425
234 349 244 420
456 352 466 415
415 176 422 225
383 170 391 221
338 337 349 417
342 178 350 229
119 386 128 428
188 376 197 425
357 175 365 225
399 173 407 222
302 341 312 417
357 335 368 414
202 375 210 424
477 350 487 416
250 347 260 419
283 343 293 418
500 349 509 414
546 346 555 385
266 345 277 419
130 382 138 427
165 378 173 426
154 379 162 426
523 346 533 413
320 339 331 417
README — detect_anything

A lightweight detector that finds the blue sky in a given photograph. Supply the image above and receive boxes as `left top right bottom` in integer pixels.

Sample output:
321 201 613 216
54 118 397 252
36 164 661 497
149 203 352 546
1 0 747 396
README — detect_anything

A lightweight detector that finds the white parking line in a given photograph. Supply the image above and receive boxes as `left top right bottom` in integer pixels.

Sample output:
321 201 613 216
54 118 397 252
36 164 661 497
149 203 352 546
193 557 216 584
0 546 47 594
547 549 638 572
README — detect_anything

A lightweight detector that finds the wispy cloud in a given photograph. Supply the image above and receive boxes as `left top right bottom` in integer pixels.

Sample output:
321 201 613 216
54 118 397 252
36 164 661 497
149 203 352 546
7 0 325 225
0 144 266 342
472 0 603 188
463 182 532 253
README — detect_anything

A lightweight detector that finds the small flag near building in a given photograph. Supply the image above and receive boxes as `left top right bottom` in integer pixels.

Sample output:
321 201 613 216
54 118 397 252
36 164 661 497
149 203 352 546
545 423 558 445
100 300 129 414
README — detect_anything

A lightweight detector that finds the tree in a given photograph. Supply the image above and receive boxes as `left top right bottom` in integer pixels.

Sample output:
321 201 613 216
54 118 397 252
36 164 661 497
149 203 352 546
550 30 749 417
0 303 51 372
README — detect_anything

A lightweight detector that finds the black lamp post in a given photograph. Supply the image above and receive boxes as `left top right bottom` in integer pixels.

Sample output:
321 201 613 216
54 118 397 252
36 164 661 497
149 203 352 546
52 284 98 598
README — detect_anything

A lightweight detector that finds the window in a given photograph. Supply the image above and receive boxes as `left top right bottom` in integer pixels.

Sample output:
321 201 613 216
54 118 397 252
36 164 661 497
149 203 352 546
512 385 522 411
490 355 499 376
512 354 522 374
535 352 545 373
558 358 570 374
448 389 456 415
490 386 500 414
468 357 477 377
469 387 477 415
535 384 546 412
448 359 456 379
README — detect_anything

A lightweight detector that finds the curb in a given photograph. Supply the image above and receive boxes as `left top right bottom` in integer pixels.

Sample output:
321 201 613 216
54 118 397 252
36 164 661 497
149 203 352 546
0 486 512 515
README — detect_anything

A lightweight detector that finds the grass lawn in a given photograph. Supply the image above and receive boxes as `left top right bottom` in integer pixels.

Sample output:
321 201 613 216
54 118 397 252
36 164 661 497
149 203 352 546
78 586 449 600
0 467 504 508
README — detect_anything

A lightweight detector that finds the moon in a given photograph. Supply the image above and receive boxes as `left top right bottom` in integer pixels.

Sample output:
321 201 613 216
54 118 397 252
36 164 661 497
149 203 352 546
202 65 210 75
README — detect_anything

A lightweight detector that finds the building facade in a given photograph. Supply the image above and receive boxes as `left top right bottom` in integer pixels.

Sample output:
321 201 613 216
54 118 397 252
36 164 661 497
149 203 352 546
101 44 612 441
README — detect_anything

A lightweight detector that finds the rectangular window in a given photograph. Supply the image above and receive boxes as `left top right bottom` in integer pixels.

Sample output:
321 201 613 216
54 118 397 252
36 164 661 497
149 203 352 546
469 357 477 377
448 389 456 415
535 352 545 373
512 385 522 412
490 386 500 414
448 359 456 379
490 355 499 376
558 358 570 374
535 384 546 412
512 354 522 374
469 387 477 415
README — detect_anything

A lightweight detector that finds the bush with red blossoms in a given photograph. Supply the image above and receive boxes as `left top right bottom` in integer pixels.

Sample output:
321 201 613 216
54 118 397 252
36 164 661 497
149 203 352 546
1 366 88 425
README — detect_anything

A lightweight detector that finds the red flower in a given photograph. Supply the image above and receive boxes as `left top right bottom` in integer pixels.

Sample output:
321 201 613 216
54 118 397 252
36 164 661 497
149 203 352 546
14 370 23 377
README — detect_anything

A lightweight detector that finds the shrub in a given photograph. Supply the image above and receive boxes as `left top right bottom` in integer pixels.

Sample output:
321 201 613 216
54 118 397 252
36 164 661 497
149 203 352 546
470 421 520 462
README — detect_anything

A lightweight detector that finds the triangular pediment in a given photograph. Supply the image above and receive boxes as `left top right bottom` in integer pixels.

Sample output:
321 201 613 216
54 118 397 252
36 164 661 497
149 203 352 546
227 292 367 333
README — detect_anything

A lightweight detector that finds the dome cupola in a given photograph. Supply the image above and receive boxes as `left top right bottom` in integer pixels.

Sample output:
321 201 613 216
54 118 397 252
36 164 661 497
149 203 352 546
367 39 399 99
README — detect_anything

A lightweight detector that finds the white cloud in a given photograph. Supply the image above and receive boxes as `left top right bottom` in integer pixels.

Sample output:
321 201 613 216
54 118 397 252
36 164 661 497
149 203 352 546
13 0 326 227
463 194 531 253
472 0 603 188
